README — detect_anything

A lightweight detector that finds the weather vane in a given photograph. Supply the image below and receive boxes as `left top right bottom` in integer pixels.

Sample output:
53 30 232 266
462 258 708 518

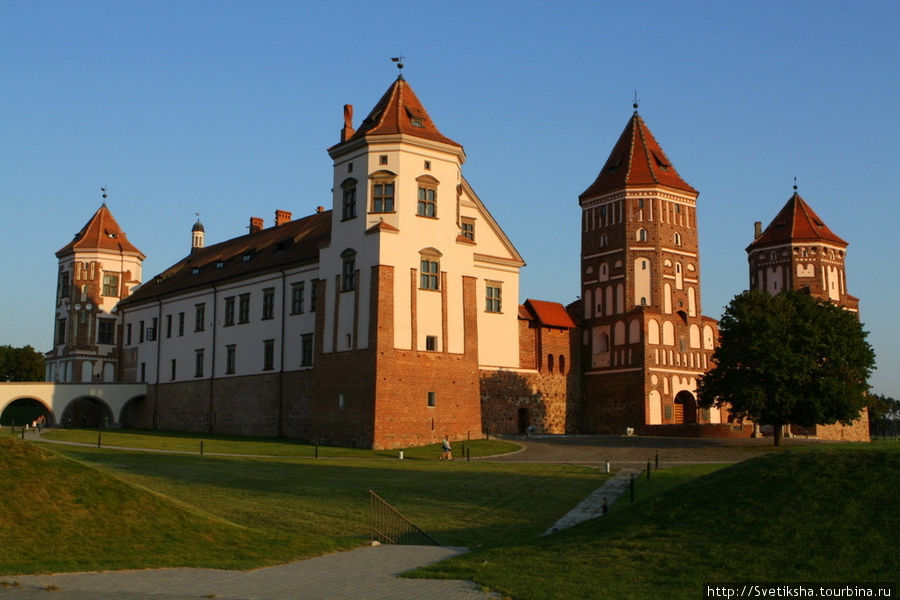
391 55 405 73
101 186 108 201
633 90 639 112
793 177 798 192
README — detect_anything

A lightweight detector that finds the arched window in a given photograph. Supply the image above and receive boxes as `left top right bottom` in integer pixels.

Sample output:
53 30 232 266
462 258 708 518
341 249 357 291
558 355 565 374
638 228 648 242
419 247 442 290
600 233 608 248
547 354 554 373
369 170 396 213
674 232 682 246
416 175 439 218
341 178 357 220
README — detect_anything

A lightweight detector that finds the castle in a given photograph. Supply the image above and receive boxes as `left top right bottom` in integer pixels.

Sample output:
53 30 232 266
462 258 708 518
43 74 868 446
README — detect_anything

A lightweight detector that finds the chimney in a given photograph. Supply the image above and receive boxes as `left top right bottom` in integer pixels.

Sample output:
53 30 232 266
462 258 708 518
340 104 355 142
316 206 325 214
275 209 292 226
250 217 264 234
754 221 762 238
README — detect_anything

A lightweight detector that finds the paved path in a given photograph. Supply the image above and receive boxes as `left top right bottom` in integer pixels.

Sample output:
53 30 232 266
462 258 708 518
2 545 498 600
543 468 641 535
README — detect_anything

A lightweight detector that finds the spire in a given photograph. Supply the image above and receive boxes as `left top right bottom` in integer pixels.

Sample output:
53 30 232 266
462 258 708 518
191 213 205 253
747 192 847 251
339 76 461 149
580 111 696 200
56 204 145 258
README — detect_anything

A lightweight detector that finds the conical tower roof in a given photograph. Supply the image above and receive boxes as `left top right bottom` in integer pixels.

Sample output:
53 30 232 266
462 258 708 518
56 204 144 258
344 75 462 149
747 192 847 251
580 111 696 200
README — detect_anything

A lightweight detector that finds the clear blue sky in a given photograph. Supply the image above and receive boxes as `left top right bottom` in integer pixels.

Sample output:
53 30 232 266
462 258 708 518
2 1 897 399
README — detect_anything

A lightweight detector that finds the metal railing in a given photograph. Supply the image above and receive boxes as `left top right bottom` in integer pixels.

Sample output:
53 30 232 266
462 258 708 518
369 489 440 546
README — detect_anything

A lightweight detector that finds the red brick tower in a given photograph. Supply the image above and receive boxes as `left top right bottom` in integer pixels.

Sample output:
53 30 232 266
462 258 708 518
746 188 858 312
578 107 719 432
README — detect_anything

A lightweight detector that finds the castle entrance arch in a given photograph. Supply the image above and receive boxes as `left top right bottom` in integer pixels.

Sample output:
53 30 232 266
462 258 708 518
60 396 114 428
119 395 149 428
673 390 697 424
517 407 530 435
1 397 54 427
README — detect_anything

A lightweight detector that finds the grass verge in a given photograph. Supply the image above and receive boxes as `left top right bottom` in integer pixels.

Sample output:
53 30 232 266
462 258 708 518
38 428 518 459
414 443 899 599
0 437 601 575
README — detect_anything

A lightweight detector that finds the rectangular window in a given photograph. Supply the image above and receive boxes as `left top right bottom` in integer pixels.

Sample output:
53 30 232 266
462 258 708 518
420 260 439 290
140 362 146 383
238 294 250 323
310 280 318 312
57 318 67 345
170 359 176 381
291 282 305 314
194 349 204 377
224 296 235 326
59 270 70 298
486 283 502 313
263 339 275 371
262 288 275 320
166 314 172 338
147 317 157 341
139 320 145 343
300 333 313 367
178 312 185 336
460 218 475 241
194 303 205 332
372 182 394 213
427 391 436 407
126 322 132 346
102 273 120 297
417 187 436 217
425 335 437 351
226 344 236 374
342 254 356 291
97 319 115 345
342 186 356 220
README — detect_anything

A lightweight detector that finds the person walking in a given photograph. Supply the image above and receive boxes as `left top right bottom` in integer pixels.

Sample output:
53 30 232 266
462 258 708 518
440 435 453 461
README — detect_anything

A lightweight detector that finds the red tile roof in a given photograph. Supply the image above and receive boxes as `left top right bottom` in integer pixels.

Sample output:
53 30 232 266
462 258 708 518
343 76 461 149
580 112 697 199
520 299 577 329
56 204 144 258
748 192 847 251
119 210 331 307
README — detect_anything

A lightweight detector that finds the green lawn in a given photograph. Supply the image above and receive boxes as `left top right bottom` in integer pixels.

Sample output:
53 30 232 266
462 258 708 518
414 443 900 599
0 437 601 575
39 427 517 459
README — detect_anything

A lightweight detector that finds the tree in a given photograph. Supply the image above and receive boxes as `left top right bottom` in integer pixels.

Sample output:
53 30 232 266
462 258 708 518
866 393 899 436
0 345 45 382
698 290 875 446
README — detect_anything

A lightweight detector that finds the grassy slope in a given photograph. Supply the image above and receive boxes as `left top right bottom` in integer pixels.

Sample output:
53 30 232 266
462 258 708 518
0 438 599 575
417 444 899 600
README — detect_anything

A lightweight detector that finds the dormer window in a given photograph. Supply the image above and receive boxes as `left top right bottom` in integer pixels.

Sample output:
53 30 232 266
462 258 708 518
216 260 224 269
242 251 252 262
411 117 424 128
191 267 200 275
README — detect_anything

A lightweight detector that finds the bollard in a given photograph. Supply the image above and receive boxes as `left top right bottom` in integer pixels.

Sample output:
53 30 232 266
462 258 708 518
604 461 610 474
655 452 659 470
630 473 635 502
97 432 102 448
21 428 25 440
647 461 651 481
398 450 404 460
314 443 319 459
200 440 204 456
467 446 471 461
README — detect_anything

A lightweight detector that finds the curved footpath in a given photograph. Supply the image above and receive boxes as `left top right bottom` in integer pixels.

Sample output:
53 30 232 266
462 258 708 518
5 432 806 599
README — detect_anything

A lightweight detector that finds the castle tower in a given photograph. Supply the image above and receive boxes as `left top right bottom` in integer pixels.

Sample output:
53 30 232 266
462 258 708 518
578 107 719 432
46 203 145 383
746 189 858 312
191 217 205 252
315 72 523 448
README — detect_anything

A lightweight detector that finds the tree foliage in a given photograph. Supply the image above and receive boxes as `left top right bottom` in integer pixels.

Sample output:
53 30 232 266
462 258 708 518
698 290 875 445
0 345 45 382
866 393 899 436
